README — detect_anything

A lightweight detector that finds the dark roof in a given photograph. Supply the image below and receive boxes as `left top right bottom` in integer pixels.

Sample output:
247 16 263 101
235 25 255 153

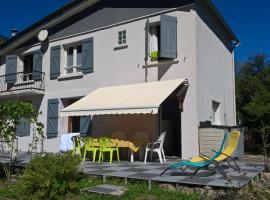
0 0 87 51
0 35 8 41
0 0 239 52
206 0 239 43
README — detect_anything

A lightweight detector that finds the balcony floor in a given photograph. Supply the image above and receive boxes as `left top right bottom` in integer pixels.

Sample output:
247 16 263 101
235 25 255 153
0 88 44 99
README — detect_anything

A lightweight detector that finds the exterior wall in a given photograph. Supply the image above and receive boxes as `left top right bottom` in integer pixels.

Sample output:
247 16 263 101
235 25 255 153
0 2 236 160
46 8 198 158
0 8 200 158
195 1 236 127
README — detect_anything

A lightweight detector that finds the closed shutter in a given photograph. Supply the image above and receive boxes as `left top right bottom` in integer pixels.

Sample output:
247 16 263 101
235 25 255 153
33 51 42 81
16 118 31 137
160 15 177 59
47 99 59 138
80 116 91 137
82 38 94 74
5 55 17 83
50 46 61 79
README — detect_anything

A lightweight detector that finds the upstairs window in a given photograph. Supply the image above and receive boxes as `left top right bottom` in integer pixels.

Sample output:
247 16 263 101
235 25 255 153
149 25 160 61
22 51 42 82
118 30 127 45
23 54 34 81
65 45 82 74
146 15 177 62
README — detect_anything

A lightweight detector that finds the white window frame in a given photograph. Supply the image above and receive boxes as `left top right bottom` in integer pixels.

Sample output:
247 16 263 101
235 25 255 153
64 45 82 75
118 30 127 46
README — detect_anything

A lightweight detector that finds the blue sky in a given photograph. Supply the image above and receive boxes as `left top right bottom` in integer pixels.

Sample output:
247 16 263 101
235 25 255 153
0 0 268 61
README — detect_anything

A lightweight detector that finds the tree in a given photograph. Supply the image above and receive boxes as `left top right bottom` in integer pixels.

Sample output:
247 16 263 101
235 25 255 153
0 101 44 181
236 54 270 168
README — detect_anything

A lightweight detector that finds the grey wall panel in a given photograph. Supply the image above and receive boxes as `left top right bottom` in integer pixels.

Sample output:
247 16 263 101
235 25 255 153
49 7 168 40
49 0 193 40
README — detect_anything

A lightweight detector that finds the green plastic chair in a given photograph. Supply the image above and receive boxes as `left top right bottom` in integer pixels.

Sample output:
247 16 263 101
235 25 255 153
98 137 120 164
83 137 100 162
71 136 83 157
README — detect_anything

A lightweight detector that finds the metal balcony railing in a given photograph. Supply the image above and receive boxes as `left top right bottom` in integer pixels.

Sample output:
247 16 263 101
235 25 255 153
0 71 45 94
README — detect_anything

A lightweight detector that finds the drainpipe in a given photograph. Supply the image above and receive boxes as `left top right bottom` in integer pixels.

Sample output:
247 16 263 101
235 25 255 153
232 41 240 125
232 51 237 125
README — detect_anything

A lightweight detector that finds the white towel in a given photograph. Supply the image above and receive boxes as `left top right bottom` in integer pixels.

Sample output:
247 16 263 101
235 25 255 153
59 132 80 152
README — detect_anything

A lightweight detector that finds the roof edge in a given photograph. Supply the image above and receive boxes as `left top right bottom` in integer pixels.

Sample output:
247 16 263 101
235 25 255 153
0 0 90 53
206 0 240 43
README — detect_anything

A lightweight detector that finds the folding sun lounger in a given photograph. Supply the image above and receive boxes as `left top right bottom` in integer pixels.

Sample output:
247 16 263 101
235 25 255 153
190 131 241 171
160 131 229 179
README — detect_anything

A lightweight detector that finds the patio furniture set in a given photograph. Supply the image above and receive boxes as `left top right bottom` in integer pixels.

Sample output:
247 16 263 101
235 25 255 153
70 130 241 181
70 131 167 164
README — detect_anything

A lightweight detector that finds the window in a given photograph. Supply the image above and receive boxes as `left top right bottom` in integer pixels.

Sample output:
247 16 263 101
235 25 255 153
149 25 160 61
65 45 82 74
146 15 177 62
22 51 42 82
23 54 34 81
212 101 221 125
118 30 127 45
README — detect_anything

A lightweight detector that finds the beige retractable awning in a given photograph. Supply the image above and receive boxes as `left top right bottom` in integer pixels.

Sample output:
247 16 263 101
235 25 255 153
60 79 187 116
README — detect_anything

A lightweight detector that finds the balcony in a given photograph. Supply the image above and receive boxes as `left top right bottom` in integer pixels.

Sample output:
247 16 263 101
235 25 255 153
0 71 45 98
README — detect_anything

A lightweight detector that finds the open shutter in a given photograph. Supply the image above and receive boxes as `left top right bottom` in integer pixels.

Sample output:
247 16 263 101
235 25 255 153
16 118 30 137
50 46 61 79
145 19 150 63
160 15 177 59
82 38 93 74
80 116 91 137
47 99 59 138
33 51 42 81
5 55 17 83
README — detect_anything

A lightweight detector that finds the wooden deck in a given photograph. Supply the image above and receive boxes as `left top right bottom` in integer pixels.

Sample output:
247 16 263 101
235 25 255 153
0 151 264 189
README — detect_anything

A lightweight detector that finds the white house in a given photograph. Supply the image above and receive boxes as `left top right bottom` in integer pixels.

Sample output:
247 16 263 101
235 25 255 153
0 0 239 159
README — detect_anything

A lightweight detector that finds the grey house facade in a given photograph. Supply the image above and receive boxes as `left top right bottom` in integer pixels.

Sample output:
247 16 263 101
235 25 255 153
0 0 238 159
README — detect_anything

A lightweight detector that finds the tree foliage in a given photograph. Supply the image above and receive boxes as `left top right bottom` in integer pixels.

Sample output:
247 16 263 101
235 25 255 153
0 101 44 181
236 54 270 163
0 101 44 142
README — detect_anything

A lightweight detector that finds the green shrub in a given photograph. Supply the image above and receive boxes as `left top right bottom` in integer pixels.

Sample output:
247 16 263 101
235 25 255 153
17 153 81 200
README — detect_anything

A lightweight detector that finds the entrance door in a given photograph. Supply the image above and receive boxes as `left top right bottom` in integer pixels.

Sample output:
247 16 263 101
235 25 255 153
66 99 80 133
161 96 181 157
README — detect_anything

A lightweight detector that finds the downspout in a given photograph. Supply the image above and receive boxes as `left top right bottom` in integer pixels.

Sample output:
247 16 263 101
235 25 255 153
232 42 240 125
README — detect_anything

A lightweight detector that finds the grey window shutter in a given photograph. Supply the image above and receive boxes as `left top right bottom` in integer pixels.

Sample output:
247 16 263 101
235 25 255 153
5 55 17 83
145 19 150 63
50 46 61 79
47 99 59 138
33 51 42 81
80 116 91 137
16 118 30 137
82 38 93 74
160 15 177 59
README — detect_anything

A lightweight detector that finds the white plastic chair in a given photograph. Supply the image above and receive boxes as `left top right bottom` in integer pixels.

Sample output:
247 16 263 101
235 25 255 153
144 132 166 163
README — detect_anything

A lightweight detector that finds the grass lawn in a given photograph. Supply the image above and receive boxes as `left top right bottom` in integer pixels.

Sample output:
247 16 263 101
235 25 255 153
0 176 200 200
1 174 270 200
